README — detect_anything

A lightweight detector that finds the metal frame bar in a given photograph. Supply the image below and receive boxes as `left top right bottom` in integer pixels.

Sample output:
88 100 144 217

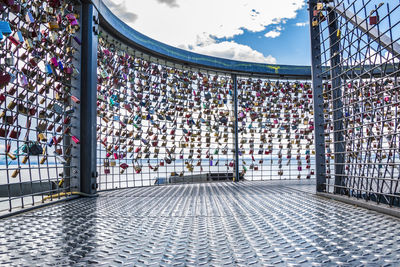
330 4 400 59
309 0 327 192
80 1 99 195
232 74 240 182
327 7 346 194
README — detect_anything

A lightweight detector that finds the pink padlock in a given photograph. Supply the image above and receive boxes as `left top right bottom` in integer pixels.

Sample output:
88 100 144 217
50 57 58 67
71 136 80 144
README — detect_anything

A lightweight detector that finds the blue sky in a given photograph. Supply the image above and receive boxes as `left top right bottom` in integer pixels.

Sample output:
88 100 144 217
104 0 311 65
217 8 311 65
103 0 400 66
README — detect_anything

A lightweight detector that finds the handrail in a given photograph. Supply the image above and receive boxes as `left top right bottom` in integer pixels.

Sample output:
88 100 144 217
90 0 312 78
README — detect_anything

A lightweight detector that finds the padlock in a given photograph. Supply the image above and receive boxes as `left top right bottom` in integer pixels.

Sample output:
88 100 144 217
7 152 16 160
0 125 9 137
11 169 20 178
369 15 379 25
9 126 21 139
38 132 48 142
110 159 116 167
40 156 47 164
71 136 80 144
55 147 63 155
22 155 29 164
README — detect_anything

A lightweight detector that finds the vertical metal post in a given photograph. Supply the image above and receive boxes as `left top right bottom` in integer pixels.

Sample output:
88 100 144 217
80 1 99 195
232 74 240 182
309 0 327 192
65 2 83 193
327 8 345 194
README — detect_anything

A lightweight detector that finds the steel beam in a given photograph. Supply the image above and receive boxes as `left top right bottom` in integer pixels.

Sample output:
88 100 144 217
232 74 240 182
331 4 400 59
80 2 99 195
309 0 327 192
0 181 58 198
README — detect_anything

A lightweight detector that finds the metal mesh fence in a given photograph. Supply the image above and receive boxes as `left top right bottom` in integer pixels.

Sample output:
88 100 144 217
96 33 236 189
312 0 400 205
0 0 81 213
96 32 315 190
237 78 315 180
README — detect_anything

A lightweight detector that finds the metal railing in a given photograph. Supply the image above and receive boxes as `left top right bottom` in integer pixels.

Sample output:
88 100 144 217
310 0 400 206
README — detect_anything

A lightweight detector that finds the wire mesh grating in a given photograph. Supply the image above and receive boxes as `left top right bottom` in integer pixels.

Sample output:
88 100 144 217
312 0 400 205
0 0 82 213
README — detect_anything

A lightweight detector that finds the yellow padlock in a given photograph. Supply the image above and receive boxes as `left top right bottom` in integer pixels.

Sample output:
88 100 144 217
40 156 47 164
7 153 16 160
22 155 29 164
38 133 47 142
7 101 16 110
11 169 20 178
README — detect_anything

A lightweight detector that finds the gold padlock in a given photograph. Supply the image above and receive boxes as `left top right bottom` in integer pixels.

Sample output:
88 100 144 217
22 156 29 164
38 133 47 142
40 156 47 164
7 101 16 110
7 153 16 160
11 169 20 178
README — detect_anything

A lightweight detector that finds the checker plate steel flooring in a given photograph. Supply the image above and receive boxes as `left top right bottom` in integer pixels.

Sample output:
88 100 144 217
0 181 399 266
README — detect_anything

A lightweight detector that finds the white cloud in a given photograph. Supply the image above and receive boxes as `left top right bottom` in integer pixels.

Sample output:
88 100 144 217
296 22 308 27
188 41 277 64
156 0 179 8
105 0 306 63
264 30 281 38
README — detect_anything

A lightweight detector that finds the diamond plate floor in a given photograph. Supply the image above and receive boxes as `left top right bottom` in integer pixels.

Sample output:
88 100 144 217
0 181 399 266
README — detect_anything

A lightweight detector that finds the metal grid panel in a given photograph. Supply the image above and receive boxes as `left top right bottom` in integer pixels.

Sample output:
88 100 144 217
237 78 315 180
96 32 236 189
312 0 400 205
0 0 81 213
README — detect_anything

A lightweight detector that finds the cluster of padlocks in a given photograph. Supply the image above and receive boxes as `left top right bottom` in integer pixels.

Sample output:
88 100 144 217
0 0 80 206
237 78 315 180
323 79 399 190
314 0 399 196
96 34 315 188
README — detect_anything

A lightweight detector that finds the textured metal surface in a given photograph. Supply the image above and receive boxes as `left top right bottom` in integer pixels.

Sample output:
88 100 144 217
0 180 399 266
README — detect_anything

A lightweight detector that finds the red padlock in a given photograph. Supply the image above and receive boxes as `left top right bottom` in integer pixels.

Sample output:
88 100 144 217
9 126 21 139
369 15 378 25
120 163 129 169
